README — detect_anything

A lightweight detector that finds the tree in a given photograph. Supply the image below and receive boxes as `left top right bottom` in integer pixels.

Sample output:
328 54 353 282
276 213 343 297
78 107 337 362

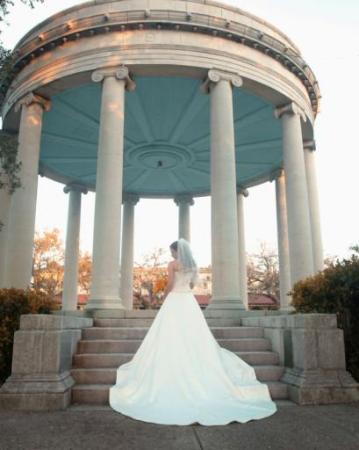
78 250 92 294
247 242 280 300
133 247 169 308
32 227 93 298
0 1 44 23
1 1 45 103
349 245 359 255
140 246 168 267
32 228 64 297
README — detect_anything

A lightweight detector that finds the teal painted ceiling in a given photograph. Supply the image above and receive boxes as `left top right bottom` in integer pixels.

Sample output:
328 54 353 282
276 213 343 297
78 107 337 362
40 76 282 196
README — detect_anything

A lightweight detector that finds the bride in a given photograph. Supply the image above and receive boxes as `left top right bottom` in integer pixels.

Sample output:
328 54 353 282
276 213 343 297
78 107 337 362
109 238 278 426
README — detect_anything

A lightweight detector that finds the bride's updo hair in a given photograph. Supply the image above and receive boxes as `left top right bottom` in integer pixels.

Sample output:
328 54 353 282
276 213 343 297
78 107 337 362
170 241 178 252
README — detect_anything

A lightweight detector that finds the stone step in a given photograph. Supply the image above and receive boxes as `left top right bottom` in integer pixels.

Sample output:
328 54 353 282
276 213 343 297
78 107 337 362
82 326 264 340
93 318 241 327
76 337 271 354
71 365 285 385
68 398 298 411
71 381 288 405
72 350 280 368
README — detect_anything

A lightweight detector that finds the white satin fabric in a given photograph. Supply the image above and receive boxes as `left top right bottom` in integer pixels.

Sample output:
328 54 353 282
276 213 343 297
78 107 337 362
109 270 278 425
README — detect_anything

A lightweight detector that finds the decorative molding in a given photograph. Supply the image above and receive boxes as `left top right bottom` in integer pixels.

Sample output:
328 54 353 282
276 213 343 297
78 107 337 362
14 92 51 113
173 194 195 206
200 69 243 94
269 167 284 182
236 186 249 197
303 139 316 151
274 101 306 122
2 42 313 123
5 3 321 114
122 192 140 205
91 65 136 91
63 183 88 194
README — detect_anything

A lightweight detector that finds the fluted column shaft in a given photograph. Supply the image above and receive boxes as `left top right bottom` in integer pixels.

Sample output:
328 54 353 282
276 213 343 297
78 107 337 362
174 194 194 242
86 66 136 309
236 187 249 309
62 184 88 311
275 103 314 285
4 93 50 288
274 170 293 310
304 140 324 272
201 69 244 309
120 193 139 309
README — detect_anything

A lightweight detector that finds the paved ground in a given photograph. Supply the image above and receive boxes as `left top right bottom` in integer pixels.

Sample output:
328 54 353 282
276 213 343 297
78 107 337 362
1 401 359 450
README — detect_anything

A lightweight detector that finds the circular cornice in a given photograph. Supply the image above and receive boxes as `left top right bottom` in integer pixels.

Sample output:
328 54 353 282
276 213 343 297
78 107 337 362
4 0 320 115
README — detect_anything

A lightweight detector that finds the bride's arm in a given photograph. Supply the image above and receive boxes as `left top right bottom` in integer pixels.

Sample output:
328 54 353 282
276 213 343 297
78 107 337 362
162 262 175 300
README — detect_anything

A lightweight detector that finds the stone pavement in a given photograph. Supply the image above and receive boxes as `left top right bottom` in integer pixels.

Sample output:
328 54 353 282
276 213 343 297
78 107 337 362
0 401 359 450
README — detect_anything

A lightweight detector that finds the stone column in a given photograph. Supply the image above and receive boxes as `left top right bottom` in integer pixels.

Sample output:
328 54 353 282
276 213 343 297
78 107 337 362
274 169 293 311
61 184 88 311
85 66 136 310
4 93 50 288
0 174 12 287
303 140 324 272
173 194 194 242
236 187 249 309
120 193 139 310
201 69 244 309
274 103 314 285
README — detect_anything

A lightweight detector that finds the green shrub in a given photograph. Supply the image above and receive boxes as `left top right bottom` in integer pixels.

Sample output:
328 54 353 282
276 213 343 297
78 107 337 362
290 254 359 381
0 288 60 384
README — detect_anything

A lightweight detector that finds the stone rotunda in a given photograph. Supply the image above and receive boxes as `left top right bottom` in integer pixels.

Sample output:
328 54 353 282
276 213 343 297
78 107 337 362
1 1 358 410
0 0 323 313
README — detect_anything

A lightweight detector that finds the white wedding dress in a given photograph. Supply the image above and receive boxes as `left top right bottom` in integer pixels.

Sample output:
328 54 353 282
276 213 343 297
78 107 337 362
109 269 278 425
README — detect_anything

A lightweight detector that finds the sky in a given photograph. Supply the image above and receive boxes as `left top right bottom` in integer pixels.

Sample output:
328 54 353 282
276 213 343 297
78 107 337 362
1 0 358 267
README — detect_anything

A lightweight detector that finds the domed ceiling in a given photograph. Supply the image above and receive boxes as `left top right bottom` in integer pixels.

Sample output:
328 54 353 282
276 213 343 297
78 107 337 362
39 75 282 196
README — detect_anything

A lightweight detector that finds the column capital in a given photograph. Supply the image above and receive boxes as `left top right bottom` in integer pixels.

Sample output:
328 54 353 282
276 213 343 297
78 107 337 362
269 167 284 182
122 192 140 206
173 194 195 206
236 186 249 197
14 92 51 113
303 139 316 151
274 102 306 122
91 65 136 91
63 183 88 195
200 69 243 94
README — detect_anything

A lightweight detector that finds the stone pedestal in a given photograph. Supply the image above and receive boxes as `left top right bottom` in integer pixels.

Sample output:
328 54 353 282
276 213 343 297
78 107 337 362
241 313 359 405
0 314 93 410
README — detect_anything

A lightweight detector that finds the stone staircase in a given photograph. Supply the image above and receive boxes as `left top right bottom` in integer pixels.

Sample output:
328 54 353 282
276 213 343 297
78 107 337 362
71 316 289 406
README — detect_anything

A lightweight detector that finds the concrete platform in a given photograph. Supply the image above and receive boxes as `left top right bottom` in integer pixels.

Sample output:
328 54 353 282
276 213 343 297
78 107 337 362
0 401 358 450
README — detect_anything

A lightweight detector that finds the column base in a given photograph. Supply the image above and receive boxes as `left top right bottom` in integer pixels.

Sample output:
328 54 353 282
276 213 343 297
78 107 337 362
85 297 126 310
279 305 296 313
0 371 74 411
207 296 246 310
282 367 359 405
